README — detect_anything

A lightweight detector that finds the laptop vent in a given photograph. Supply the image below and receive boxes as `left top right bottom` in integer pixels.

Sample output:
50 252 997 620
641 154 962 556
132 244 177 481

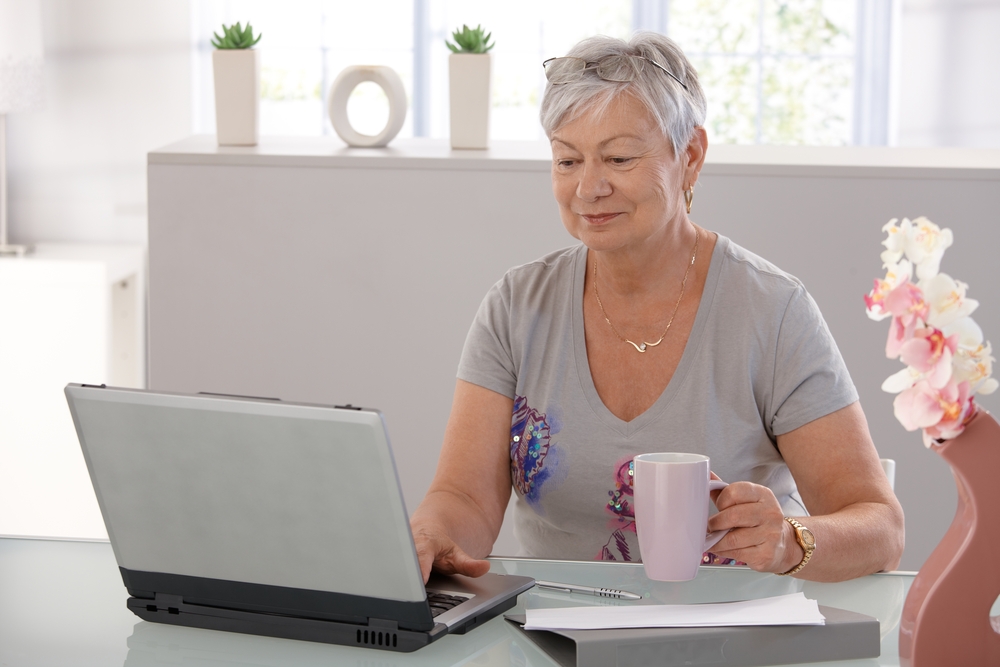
356 628 398 648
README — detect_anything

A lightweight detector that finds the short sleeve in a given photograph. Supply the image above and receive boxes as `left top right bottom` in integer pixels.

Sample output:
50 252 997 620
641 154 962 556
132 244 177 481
456 275 518 398
768 285 859 437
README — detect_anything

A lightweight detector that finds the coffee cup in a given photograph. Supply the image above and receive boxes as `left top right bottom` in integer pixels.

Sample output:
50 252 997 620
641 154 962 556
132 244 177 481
632 453 729 581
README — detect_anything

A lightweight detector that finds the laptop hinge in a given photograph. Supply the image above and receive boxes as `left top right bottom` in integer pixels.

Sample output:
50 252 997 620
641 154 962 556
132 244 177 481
145 595 406 633
142 593 185 616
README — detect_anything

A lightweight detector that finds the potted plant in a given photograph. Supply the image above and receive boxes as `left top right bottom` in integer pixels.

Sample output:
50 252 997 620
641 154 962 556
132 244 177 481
212 22 262 146
446 24 494 150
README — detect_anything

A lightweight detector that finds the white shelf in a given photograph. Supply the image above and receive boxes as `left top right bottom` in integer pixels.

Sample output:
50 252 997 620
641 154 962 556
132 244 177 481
148 135 1000 180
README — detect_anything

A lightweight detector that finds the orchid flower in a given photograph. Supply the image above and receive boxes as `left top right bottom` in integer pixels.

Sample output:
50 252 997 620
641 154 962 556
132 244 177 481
881 365 922 393
899 327 957 388
893 379 975 447
864 258 912 321
881 327 958 394
883 279 929 359
921 380 976 446
879 217 954 282
953 341 999 396
868 216 992 445
908 217 954 281
923 273 979 329
879 218 911 267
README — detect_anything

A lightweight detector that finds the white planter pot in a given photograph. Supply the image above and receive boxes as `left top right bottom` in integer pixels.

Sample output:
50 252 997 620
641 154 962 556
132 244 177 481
212 49 260 146
449 53 491 150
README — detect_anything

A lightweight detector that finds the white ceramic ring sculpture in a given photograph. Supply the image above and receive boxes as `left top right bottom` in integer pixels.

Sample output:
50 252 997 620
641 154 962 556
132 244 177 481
327 65 407 148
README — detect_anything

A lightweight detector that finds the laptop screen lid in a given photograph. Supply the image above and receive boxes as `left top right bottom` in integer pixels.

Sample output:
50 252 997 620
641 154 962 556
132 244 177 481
65 384 435 630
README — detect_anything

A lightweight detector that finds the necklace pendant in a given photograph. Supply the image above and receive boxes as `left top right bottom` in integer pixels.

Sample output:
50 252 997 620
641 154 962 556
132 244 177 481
626 340 647 353
639 342 647 352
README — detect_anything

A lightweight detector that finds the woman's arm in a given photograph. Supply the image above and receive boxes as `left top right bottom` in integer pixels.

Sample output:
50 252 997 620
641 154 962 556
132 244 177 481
707 401 905 581
409 379 514 583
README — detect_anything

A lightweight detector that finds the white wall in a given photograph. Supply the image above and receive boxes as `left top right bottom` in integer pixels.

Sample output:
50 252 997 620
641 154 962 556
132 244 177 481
5 0 192 247
897 0 1000 147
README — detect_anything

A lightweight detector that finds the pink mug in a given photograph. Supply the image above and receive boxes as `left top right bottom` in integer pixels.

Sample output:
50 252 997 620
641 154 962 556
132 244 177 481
633 453 728 581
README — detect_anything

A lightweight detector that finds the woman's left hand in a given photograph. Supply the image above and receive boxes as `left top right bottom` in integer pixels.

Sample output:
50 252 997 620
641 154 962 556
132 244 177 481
707 479 800 574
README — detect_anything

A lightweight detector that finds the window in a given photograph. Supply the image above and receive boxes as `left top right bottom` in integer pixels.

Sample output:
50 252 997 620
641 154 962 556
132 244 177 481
192 0 893 145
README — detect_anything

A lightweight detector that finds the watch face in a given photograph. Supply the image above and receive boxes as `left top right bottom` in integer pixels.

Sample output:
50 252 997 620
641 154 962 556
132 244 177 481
801 528 816 548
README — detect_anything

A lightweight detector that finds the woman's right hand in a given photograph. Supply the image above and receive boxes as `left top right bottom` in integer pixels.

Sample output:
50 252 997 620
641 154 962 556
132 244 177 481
411 520 492 583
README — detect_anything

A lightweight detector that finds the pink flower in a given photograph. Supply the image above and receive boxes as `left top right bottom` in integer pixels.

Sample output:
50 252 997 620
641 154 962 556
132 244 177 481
899 327 958 388
870 217 993 447
893 379 976 446
864 259 912 321
924 382 977 445
864 279 887 316
883 279 929 359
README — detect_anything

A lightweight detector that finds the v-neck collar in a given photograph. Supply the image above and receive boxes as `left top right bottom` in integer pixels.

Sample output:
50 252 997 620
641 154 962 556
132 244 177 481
571 236 728 437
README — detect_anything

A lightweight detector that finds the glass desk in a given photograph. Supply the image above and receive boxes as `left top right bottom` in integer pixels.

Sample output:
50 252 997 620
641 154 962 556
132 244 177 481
0 537 912 666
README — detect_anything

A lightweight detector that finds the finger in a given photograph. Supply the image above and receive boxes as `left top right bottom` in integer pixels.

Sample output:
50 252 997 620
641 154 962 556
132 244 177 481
708 501 774 532
414 539 436 584
711 523 772 552
713 481 769 511
709 529 776 568
436 545 491 578
708 517 791 572
709 471 724 503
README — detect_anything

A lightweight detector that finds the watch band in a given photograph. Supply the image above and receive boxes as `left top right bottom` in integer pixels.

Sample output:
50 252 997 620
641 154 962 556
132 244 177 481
777 517 815 576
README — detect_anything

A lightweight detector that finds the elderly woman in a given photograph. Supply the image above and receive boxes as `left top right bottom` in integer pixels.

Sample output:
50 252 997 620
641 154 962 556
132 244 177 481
410 32 904 583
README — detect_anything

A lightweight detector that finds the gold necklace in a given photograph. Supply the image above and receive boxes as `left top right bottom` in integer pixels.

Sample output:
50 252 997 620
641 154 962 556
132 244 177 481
593 229 700 353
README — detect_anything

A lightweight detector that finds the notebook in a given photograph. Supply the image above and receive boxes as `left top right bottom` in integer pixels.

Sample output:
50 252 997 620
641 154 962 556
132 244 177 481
505 605 881 667
65 384 534 652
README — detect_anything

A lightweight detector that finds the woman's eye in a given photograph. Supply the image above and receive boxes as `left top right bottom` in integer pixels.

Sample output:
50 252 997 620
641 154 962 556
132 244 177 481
555 159 576 168
609 156 633 166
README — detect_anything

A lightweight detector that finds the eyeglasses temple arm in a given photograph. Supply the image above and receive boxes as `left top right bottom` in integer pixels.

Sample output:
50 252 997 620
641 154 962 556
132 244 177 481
648 59 689 91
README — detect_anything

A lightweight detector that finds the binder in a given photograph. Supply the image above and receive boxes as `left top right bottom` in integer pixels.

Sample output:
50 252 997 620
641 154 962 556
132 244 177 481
505 605 879 667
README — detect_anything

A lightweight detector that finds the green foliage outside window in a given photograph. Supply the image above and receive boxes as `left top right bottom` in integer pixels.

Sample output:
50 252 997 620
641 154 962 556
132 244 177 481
672 0 854 145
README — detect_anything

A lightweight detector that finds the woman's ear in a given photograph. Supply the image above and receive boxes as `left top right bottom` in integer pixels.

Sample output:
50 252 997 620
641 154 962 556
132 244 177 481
684 126 709 186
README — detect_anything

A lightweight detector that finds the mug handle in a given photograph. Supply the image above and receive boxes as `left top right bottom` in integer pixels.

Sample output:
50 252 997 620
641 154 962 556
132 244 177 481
704 478 729 551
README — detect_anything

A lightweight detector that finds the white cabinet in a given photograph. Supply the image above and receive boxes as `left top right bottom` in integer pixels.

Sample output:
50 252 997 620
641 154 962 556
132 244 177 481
0 244 144 539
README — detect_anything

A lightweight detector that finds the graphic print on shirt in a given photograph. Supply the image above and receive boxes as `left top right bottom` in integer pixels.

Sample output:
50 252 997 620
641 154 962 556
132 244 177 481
599 457 638 561
510 396 564 511
597 456 744 566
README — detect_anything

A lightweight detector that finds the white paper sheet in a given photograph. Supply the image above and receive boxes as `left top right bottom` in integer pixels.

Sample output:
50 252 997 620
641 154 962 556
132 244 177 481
522 592 826 630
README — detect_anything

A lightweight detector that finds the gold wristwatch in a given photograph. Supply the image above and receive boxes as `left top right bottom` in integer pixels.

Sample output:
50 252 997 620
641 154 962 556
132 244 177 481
777 517 815 576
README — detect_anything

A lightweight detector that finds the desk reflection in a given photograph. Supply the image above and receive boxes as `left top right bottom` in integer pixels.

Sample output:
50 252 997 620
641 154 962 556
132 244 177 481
123 615 546 667
0 539 911 667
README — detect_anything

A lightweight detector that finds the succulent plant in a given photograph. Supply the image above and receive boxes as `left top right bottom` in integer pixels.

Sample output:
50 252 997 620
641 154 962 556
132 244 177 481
211 22 262 49
445 24 494 54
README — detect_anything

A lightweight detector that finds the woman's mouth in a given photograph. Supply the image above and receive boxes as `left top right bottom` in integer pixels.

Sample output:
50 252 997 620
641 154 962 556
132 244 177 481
581 212 620 225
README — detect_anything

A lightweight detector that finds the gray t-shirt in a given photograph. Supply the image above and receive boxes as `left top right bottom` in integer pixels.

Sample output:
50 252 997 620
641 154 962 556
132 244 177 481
457 236 858 561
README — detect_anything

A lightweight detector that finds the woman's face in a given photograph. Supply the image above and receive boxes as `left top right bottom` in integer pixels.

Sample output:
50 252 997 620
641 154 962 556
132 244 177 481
550 94 701 255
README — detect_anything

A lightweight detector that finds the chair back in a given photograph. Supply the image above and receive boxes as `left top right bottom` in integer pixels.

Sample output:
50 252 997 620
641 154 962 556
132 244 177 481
880 458 896 491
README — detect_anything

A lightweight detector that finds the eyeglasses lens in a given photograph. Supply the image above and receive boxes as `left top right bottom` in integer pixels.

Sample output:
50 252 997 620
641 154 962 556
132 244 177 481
543 58 586 84
596 56 643 82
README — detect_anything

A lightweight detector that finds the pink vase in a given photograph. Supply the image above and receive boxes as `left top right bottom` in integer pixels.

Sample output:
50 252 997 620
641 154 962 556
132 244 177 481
899 409 1000 666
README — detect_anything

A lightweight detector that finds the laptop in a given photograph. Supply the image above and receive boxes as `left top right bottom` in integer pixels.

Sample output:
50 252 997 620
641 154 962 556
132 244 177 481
65 384 534 652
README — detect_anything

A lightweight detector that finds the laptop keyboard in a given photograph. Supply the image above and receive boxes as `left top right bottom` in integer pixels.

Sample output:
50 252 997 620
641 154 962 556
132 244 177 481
426 591 470 617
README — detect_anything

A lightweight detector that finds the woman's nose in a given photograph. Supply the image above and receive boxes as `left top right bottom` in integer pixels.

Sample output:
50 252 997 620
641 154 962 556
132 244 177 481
576 162 612 201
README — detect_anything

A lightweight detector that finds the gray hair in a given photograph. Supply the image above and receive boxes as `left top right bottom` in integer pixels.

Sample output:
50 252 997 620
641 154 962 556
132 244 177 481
539 32 707 157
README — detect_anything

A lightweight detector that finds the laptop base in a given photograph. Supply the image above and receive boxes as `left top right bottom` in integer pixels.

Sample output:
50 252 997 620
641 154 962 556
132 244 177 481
128 595 448 653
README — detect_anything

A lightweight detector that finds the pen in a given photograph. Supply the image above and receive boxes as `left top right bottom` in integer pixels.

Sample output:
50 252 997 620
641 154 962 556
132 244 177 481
534 580 642 600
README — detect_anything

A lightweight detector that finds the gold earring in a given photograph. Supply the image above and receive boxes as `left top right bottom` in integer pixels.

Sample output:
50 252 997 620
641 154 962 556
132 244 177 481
684 187 694 215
